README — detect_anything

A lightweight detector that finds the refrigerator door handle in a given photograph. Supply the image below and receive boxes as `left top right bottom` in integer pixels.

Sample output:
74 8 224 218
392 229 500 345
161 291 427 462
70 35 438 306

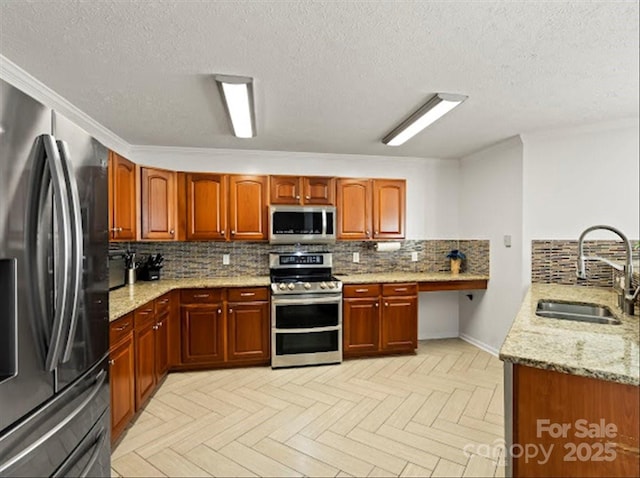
56 140 84 363
0 369 106 474
78 427 106 478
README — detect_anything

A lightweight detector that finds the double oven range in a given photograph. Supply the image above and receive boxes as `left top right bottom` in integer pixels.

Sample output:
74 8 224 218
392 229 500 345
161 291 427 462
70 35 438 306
270 251 343 368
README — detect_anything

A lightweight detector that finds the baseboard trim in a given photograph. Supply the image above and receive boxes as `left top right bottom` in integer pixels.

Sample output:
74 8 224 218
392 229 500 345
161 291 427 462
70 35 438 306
459 333 499 357
418 332 459 341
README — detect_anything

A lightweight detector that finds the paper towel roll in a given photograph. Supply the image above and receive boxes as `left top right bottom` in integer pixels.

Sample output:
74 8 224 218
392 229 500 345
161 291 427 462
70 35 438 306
374 242 401 252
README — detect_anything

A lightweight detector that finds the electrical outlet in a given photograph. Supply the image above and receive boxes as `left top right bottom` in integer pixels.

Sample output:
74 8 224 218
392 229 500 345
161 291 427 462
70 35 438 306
222 254 230 265
411 251 418 262
504 235 512 248
353 252 360 263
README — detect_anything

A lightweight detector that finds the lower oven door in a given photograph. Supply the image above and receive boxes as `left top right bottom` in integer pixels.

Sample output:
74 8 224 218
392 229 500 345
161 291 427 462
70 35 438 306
271 294 342 368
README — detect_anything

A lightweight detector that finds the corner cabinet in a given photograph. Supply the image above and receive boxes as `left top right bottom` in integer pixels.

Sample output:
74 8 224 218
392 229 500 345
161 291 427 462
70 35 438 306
108 151 137 241
270 175 335 205
337 178 405 240
228 175 268 241
180 289 225 365
140 166 177 240
343 282 417 358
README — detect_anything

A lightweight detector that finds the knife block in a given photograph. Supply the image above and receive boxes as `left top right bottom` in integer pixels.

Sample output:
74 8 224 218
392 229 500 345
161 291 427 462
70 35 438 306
138 267 160 281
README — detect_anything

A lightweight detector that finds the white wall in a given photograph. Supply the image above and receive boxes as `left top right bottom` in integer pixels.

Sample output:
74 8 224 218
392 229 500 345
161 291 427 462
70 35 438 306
132 146 462 338
521 118 640 283
458 136 525 354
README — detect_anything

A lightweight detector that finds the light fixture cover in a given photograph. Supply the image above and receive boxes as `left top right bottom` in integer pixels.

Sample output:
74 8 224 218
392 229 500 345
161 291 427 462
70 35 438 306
382 93 468 146
214 74 256 138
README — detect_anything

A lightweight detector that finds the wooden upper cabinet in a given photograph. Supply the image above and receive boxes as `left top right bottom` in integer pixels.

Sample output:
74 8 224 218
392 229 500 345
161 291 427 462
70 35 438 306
337 178 372 240
270 176 335 205
373 179 405 239
140 166 177 240
108 151 137 241
183 173 228 240
229 175 268 241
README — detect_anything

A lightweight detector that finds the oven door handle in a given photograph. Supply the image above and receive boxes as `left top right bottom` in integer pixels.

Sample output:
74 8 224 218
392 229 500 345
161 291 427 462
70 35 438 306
273 325 341 334
272 295 342 306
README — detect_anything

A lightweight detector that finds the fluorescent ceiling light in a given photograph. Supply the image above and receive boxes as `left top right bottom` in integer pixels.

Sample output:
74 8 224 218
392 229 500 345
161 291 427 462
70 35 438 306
214 75 256 138
382 93 468 146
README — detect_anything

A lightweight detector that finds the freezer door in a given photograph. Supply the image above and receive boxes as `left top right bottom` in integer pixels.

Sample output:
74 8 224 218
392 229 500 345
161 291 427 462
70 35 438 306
52 112 109 391
0 357 109 478
0 79 56 432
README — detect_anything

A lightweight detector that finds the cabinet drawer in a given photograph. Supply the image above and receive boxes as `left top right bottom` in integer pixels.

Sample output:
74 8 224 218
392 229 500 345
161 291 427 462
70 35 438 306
382 283 417 296
181 288 223 304
155 293 171 315
110 314 133 345
227 287 268 302
343 284 381 298
134 302 156 330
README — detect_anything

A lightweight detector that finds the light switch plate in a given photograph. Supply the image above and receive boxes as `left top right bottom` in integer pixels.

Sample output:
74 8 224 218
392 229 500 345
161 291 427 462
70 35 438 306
503 235 512 248
222 254 230 265
411 251 418 262
353 252 360 263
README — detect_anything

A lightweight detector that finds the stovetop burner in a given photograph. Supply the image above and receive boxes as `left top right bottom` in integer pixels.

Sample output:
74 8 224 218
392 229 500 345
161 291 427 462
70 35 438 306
269 251 342 295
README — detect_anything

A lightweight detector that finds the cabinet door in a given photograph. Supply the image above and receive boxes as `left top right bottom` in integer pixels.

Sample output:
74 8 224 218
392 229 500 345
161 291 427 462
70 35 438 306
185 173 227 240
141 166 176 240
167 290 181 367
135 322 156 410
372 179 405 239
337 179 372 240
343 298 380 357
303 177 335 205
227 302 270 362
109 335 134 445
381 296 417 352
270 176 301 205
229 175 268 240
181 305 225 364
155 312 169 381
110 152 136 241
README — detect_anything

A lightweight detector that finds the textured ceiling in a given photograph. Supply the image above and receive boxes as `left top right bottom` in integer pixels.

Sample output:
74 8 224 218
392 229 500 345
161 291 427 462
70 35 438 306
0 1 638 159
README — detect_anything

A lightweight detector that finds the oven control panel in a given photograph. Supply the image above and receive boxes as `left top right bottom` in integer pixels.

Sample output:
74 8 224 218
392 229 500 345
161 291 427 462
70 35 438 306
271 280 342 295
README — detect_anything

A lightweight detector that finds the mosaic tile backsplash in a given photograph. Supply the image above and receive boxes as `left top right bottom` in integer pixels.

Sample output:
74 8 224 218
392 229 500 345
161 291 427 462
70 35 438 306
531 239 640 309
111 240 490 279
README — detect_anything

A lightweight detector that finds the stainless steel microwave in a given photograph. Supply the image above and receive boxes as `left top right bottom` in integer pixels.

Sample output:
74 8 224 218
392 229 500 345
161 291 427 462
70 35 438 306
269 205 336 244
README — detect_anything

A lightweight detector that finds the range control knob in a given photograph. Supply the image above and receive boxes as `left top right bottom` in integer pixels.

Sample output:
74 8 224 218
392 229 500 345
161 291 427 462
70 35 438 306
304 282 312 290
278 283 286 290
287 283 296 290
320 282 327 289
328 282 336 289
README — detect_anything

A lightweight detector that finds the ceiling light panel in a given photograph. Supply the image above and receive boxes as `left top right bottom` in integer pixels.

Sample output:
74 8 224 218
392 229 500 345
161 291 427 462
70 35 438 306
383 93 468 146
214 75 256 138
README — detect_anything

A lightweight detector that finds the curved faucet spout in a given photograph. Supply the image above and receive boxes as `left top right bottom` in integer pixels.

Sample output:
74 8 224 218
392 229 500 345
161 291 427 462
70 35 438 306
576 224 635 315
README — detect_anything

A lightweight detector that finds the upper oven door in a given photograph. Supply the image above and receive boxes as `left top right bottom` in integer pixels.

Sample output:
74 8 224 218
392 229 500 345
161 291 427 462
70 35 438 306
272 294 342 329
269 205 336 244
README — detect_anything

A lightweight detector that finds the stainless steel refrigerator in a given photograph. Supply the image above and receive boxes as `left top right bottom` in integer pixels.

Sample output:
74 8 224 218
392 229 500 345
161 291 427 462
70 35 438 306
0 78 110 476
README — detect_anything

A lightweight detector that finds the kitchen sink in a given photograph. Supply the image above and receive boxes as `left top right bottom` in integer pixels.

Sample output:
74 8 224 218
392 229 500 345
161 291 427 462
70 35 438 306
536 300 621 325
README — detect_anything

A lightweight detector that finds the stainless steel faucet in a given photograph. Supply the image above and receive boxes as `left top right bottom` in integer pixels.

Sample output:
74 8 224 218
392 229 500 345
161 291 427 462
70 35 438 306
576 224 639 315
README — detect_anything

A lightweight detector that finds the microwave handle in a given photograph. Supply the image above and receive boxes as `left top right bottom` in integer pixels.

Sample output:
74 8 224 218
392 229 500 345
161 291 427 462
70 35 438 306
322 209 327 236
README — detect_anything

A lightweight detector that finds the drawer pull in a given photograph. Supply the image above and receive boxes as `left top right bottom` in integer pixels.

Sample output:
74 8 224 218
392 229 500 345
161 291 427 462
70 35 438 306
193 294 210 298
114 323 130 331
218 308 222 314
394 288 408 292
355 288 369 293
385 302 389 307
158 299 169 304
240 292 255 297
374 302 379 308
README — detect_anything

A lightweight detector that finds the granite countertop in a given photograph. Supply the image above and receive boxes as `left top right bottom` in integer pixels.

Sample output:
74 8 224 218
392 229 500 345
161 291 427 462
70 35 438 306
500 283 639 386
336 271 489 284
109 272 490 321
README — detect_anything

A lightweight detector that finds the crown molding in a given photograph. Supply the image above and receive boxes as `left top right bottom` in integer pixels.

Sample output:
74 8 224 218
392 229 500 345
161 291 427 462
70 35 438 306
0 54 130 155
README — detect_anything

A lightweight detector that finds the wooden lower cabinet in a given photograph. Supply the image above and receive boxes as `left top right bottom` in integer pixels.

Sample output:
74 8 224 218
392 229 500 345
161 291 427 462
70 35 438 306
227 301 270 362
181 304 225 365
510 364 640 477
155 311 169 380
343 298 380 356
109 315 135 445
134 317 156 410
343 283 417 358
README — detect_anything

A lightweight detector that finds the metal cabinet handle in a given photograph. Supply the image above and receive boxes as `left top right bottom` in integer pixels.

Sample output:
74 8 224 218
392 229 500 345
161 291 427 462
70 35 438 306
109 359 115 366
240 292 255 297
355 288 368 293
221 230 225 235
193 294 210 298
375 230 379 235
229 308 233 313
395 288 407 292
231 230 236 235
296 195 300 200
152 325 158 330
217 308 222 314
385 302 389 307
305 195 310 200
114 323 130 331
365 230 370 237
170 229 175 235
374 302 379 308
110 227 123 232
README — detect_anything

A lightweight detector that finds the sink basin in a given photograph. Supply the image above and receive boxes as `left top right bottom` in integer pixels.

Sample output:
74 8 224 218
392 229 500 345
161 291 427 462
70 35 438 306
536 300 621 325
